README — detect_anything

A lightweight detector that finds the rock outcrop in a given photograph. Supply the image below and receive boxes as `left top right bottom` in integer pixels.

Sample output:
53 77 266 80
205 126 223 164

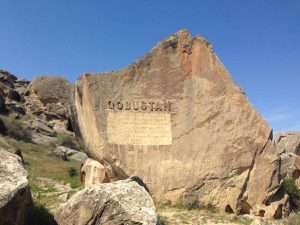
81 158 110 187
0 149 33 225
54 177 160 225
25 76 72 131
274 132 300 184
0 70 27 116
70 29 280 215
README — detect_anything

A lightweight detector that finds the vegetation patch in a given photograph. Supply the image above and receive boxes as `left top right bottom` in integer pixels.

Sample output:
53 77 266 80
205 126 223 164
56 131 77 149
284 177 300 208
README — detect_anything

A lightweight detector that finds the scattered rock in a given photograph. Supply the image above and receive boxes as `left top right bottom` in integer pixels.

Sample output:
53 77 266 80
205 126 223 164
52 146 88 163
5 101 25 115
0 70 17 88
70 29 280 213
0 149 33 225
54 177 161 225
31 133 57 145
69 151 88 163
25 118 56 136
81 158 110 187
14 79 30 97
262 193 289 219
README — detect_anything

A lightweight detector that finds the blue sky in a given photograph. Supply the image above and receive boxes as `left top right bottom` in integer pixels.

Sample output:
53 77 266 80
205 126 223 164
0 0 299 133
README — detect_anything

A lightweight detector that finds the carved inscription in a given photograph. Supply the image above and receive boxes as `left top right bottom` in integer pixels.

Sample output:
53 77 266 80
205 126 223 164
107 112 172 145
107 100 172 112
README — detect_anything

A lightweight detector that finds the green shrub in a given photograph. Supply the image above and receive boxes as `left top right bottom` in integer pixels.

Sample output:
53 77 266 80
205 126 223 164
68 167 77 177
56 132 76 149
284 177 300 208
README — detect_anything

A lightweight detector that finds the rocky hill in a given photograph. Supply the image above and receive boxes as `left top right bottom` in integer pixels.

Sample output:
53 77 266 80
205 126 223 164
1 30 300 225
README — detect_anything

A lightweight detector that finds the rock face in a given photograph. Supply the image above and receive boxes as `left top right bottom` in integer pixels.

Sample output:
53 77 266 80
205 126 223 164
25 76 72 130
0 149 33 225
54 177 160 225
70 30 280 214
274 132 300 184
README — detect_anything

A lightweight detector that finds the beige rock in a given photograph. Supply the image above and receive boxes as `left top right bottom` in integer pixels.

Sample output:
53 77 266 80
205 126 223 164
81 158 110 187
54 177 160 225
70 29 280 213
25 76 72 130
58 193 69 202
274 132 300 187
0 149 33 225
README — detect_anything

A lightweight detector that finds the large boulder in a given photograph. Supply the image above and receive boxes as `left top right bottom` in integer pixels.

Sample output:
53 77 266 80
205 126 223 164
25 76 72 130
0 149 33 225
70 30 280 214
54 177 160 225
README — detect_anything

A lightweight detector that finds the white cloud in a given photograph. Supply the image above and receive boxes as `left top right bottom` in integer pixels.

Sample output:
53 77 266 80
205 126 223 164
262 106 300 132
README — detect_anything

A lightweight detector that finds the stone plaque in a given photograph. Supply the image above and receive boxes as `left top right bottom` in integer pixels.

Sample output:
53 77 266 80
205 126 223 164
107 112 172 145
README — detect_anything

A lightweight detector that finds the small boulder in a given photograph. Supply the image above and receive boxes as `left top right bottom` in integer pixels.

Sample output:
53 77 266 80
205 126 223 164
54 177 161 225
31 133 57 145
81 158 110 187
0 149 33 225
26 118 56 136
52 146 88 163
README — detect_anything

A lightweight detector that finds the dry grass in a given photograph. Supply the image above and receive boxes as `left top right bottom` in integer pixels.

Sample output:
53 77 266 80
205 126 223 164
157 206 253 225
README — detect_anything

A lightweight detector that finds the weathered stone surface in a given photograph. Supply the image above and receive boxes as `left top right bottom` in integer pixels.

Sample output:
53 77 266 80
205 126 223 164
31 132 57 145
0 70 26 115
0 149 33 225
81 158 110 187
54 177 160 225
274 132 300 186
14 79 30 97
52 146 88 163
26 118 56 136
70 30 280 213
275 132 300 156
0 70 17 88
25 76 72 130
